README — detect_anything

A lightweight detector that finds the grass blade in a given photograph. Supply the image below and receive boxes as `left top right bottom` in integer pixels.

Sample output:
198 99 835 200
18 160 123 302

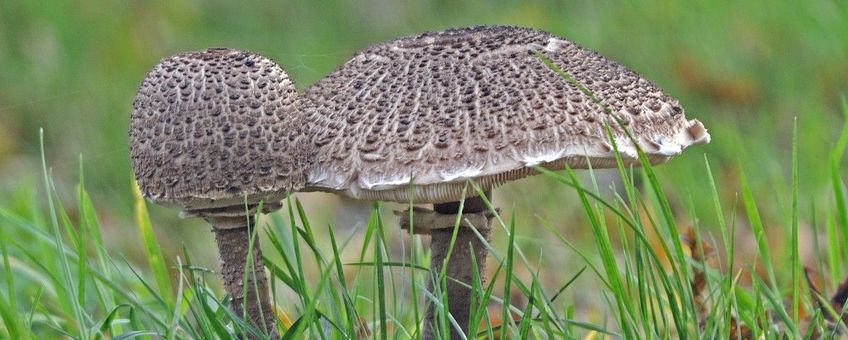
131 181 174 309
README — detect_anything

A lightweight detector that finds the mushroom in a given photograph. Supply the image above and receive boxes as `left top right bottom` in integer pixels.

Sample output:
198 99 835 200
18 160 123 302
303 26 710 338
130 48 311 337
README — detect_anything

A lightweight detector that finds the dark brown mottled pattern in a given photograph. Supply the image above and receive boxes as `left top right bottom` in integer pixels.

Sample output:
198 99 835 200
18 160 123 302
130 48 312 211
304 26 709 203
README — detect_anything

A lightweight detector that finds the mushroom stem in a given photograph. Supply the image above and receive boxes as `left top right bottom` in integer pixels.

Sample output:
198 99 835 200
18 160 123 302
211 216 277 338
424 191 493 339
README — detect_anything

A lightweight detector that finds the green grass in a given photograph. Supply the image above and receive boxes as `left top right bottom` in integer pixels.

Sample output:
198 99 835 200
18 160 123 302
1 101 847 337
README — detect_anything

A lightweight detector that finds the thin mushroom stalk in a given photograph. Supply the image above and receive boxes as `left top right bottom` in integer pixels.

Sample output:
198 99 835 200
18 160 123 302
396 192 498 337
210 216 276 336
427 191 494 339
130 48 311 338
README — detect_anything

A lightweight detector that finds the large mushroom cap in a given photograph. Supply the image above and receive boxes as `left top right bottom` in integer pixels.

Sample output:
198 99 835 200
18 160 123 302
130 48 311 212
304 26 710 203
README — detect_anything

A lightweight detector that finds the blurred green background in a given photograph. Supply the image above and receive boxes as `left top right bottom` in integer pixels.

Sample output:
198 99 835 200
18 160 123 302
0 0 846 302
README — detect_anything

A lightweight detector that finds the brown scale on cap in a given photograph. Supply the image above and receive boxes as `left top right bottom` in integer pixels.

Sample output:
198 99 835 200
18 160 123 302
130 48 312 212
304 26 710 203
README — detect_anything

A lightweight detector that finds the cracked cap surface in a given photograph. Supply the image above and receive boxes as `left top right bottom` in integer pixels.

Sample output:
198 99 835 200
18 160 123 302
130 48 312 211
304 26 709 203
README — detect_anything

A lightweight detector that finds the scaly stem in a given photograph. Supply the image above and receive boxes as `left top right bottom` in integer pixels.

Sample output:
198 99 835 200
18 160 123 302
424 191 493 339
211 216 276 338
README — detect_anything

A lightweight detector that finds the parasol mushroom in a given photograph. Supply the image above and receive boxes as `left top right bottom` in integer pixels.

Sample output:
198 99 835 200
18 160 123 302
130 48 311 337
303 26 710 339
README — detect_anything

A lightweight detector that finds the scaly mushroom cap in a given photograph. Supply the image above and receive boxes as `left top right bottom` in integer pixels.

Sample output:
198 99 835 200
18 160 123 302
304 26 710 203
130 48 311 212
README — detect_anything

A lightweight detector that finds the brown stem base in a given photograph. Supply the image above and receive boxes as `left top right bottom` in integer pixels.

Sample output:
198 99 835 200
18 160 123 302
211 216 276 338
423 191 493 340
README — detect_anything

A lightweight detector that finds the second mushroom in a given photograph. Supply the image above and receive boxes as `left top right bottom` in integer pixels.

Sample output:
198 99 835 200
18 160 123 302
303 26 710 339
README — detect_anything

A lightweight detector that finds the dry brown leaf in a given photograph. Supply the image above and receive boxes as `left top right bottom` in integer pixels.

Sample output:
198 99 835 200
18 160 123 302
831 275 848 328
801 268 848 337
682 228 757 339
682 228 714 319
728 317 754 340
353 316 373 339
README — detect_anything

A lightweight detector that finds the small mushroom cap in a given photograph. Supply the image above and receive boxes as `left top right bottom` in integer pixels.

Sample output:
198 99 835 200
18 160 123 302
130 48 312 212
304 26 710 203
